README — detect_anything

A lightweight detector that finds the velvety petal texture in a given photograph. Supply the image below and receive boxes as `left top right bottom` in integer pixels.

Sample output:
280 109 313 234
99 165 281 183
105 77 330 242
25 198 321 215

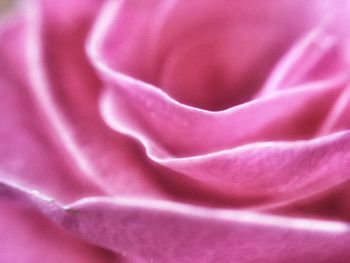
0 9 105 203
1 0 350 262
95 0 335 110
92 0 350 203
1 181 350 263
25 0 171 199
0 181 117 263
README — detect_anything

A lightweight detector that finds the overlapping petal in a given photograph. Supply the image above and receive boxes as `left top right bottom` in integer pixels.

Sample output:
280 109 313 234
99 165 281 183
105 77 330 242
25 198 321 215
89 0 350 204
320 84 350 134
0 10 104 203
94 0 333 110
1 181 349 263
0 181 117 263
22 0 171 199
1 0 350 262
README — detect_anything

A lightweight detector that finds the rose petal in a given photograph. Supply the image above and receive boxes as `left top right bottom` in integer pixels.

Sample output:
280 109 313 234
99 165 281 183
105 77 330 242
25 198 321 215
3 181 348 263
0 12 105 203
95 0 331 110
260 26 350 95
88 0 350 204
22 0 170 198
0 181 117 263
91 0 348 158
160 131 350 201
320 84 350 134
101 73 345 157
1 1 267 207
262 179 350 221
101 85 350 202
64 199 350 263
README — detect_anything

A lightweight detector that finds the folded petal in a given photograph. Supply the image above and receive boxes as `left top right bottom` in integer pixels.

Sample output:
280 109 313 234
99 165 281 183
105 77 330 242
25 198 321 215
94 0 331 110
262 179 350 221
101 74 345 157
161 131 350 201
20 0 170 199
320 84 350 134
0 12 105 203
260 24 350 95
92 0 349 158
63 199 350 263
1 1 260 207
0 181 117 263
3 181 348 263
88 0 350 205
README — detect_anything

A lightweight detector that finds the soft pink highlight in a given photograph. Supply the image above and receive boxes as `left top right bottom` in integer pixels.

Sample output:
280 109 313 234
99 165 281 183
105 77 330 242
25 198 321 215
0 0 350 262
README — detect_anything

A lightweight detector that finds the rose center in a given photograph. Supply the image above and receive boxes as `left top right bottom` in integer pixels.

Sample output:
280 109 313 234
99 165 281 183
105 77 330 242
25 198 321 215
158 27 285 111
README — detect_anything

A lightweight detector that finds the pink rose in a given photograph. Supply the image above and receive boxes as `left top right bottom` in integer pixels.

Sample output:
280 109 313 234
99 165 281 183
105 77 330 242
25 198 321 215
1 0 350 262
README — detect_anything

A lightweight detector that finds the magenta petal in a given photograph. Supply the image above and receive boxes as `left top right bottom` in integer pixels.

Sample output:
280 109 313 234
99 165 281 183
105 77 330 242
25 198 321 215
320 84 350 134
0 16 105 203
101 74 345 157
2 181 349 263
1 0 350 261
260 27 350 95
0 182 117 263
63 200 350 263
161 131 350 201
11 0 170 199
264 180 350 221
94 0 331 110
91 0 348 158
90 0 350 203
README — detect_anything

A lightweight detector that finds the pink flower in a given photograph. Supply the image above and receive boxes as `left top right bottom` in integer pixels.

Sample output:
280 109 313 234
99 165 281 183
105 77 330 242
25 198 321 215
1 0 350 262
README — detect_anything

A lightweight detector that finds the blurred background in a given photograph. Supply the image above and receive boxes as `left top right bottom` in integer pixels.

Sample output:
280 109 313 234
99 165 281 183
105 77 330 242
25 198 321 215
0 0 15 15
